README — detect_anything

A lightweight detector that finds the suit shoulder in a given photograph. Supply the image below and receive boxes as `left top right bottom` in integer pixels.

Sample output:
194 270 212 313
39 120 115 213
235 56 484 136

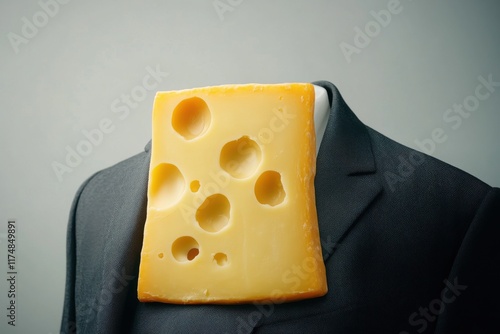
77 150 149 203
366 126 491 201
364 126 496 242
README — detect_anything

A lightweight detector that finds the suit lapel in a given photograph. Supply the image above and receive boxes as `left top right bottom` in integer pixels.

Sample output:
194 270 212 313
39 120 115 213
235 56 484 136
313 81 382 261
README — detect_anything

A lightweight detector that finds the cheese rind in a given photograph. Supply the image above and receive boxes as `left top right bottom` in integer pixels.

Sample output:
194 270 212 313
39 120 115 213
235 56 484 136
138 83 327 304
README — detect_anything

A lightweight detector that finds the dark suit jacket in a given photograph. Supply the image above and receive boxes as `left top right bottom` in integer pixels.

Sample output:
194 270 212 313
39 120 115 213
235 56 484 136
61 81 500 334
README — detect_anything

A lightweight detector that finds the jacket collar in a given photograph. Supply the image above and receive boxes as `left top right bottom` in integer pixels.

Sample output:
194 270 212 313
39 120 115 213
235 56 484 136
312 81 381 261
143 81 382 262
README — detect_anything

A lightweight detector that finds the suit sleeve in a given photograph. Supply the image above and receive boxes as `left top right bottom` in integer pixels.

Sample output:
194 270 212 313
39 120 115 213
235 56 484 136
60 173 99 334
435 187 500 334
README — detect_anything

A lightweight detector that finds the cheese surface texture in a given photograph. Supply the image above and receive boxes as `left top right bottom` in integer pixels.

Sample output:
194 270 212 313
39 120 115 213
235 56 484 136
138 83 327 304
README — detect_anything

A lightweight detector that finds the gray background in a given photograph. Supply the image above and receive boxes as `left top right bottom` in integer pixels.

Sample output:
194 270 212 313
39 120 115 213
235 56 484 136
0 0 499 333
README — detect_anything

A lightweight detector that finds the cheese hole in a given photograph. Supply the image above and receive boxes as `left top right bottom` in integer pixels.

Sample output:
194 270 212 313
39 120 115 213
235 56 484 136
172 236 200 262
158 253 164 259
196 194 230 233
254 171 286 206
172 97 211 140
190 180 200 192
213 253 228 266
220 136 262 179
187 248 199 261
150 163 185 210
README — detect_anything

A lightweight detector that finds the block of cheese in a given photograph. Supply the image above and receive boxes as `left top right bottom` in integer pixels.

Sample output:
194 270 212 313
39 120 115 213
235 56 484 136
138 83 327 304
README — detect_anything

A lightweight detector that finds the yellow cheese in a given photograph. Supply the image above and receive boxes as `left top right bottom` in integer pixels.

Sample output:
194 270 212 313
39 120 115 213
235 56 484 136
138 83 327 304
